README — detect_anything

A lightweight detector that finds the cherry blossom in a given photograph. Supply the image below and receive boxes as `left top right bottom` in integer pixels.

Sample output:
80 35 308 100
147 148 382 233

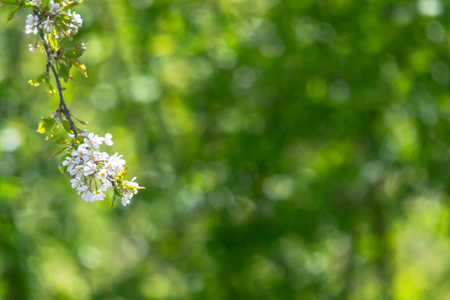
60 131 144 205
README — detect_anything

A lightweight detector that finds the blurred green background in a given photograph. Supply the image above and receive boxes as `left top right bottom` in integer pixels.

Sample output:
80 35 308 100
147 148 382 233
1 0 450 299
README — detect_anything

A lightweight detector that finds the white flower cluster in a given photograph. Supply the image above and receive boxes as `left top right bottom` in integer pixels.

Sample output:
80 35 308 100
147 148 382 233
61 131 142 206
25 0 83 40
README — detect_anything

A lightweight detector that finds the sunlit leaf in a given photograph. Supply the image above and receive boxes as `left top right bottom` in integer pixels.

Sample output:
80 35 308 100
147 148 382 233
62 120 74 134
45 81 57 95
45 124 60 141
61 0 82 11
74 135 85 144
28 74 46 86
71 59 88 77
47 33 58 50
123 182 145 190
36 117 56 134
117 168 128 183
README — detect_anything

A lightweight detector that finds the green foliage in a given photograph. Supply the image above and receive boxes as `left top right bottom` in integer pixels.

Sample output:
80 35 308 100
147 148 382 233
64 48 85 59
28 73 46 86
71 58 87 77
6 7 17 21
49 145 68 159
36 117 55 134
3 0 450 299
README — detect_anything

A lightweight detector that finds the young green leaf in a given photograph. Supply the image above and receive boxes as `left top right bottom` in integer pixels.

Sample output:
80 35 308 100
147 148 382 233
28 74 46 86
123 182 145 190
7 7 17 22
110 193 117 209
64 49 84 59
45 82 56 95
61 0 82 11
36 117 56 134
47 33 59 50
58 62 70 83
117 168 128 183
114 188 125 198
71 59 88 77
62 120 74 134
45 124 60 141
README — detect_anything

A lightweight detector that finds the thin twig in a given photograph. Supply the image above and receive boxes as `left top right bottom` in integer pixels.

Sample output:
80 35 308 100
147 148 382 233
38 29 78 138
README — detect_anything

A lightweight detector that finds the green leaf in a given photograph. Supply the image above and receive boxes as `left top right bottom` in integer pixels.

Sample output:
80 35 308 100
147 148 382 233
71 59 88 77
47 33 58 50
62 120 74 134
64 49 84 59
61 0 82 11
117 168 128 183
110 193 117 209
114 188 125 198
73 134 86 145
36 117 56 134
49 146 69 159
123 181 145 191
58 63 70 83
45 82 56 95
28 74 46 86
7 7 17 22
1 1 20 8
53 137 69 144
45 124 60 141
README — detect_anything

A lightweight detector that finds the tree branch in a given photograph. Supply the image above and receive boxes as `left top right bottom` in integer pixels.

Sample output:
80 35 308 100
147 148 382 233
38 29 78 138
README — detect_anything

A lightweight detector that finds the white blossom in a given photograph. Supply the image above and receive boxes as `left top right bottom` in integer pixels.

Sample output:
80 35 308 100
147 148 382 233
121 192 132 206
28 43 38 52
70 177 83 189
60 131 143 205
41 18 55 32
93 190 105 201
84 132 103 150
83 161 96 176
104 133 113 146
25 14 39 35
80 187 94 202
66 24 79 37
49 0 61 15
94 151 109 162
98 168 108 181
72 144 91 161
62 156 78 173
70 11 82 27
70 165 84 178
